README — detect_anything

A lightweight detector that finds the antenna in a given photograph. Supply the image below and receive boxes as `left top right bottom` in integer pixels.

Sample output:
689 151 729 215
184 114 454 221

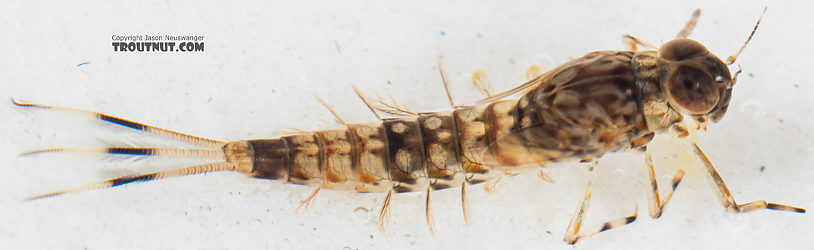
726 6 767 65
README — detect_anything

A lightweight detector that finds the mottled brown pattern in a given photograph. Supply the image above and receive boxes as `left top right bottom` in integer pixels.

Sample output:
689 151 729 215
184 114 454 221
417 112 463 190
234 42 764 199
232 41 749 198
283 134 323 185
383 118 428 192
315 130 356 190
24 10 805 245
235 51 681 194
452 105 503 184
346 124 391 192
510 51 650 165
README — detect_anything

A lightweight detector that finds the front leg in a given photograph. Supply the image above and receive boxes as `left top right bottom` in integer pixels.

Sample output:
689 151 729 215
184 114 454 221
642 153 685 218
690 143 805 213
564 161 638 244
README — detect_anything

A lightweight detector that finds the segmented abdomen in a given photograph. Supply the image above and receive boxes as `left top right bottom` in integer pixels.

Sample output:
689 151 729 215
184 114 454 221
223 50 652 193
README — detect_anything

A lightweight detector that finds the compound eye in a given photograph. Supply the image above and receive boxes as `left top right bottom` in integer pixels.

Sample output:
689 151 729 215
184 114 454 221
659 39 709 61
667 66 719 114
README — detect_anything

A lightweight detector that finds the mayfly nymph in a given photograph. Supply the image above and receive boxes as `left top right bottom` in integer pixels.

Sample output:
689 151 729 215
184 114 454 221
15 8 804 244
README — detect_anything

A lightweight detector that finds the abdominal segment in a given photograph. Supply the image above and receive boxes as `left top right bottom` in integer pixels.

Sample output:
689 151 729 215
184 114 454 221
234 99 534 193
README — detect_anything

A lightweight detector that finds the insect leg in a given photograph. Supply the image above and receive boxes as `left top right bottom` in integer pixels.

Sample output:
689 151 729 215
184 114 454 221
564 162 638 244
12 98 225 148
674 9 701 39
691 143 805 213
26 161 234 200
642 153 685 218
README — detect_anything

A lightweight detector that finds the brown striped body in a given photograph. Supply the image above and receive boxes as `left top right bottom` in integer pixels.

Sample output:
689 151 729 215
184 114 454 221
224 50 656 193
21 9 806 245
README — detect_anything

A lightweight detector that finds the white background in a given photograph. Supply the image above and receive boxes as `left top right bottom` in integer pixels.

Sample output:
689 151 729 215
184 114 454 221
1 1 812 249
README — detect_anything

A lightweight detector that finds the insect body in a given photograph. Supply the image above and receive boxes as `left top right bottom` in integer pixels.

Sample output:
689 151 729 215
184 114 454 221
16 8 804 244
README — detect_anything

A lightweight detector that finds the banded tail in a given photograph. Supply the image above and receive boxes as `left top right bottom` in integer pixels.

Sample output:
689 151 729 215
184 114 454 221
14 98 233 200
